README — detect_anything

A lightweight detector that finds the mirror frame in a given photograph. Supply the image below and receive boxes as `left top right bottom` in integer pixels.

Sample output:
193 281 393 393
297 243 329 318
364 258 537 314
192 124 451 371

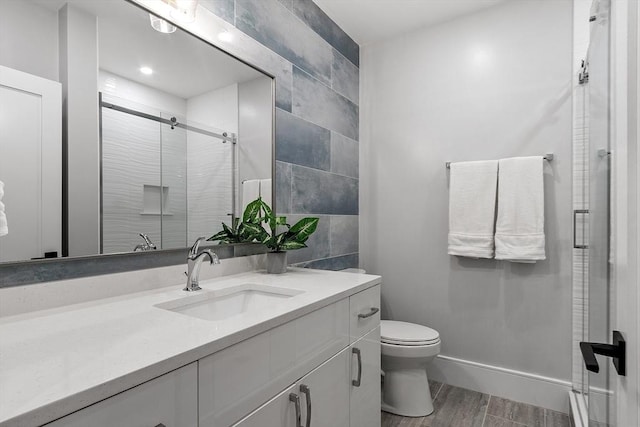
0 0 277 287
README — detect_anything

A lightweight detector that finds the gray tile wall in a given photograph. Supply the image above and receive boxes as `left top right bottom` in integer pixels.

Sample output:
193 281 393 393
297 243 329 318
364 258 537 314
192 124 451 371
203 0 360 270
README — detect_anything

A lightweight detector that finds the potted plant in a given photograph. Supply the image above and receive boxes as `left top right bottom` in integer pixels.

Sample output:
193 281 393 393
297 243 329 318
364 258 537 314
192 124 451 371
243 198 319 274
209 197 319 274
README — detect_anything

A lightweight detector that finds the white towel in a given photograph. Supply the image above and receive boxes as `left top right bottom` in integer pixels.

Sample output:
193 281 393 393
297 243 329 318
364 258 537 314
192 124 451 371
0 181 7 237
242 179 260 213
448 161 498 258
259 179 272 209
495 157 545 262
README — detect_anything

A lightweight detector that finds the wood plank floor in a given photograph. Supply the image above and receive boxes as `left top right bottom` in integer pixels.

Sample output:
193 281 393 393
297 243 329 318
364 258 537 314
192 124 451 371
381 381 572 427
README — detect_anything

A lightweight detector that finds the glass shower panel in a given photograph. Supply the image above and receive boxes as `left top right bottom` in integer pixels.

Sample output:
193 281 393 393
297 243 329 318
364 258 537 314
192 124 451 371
586 0 614 425
159 113 188 250
101 95 162 254
185 120 235 244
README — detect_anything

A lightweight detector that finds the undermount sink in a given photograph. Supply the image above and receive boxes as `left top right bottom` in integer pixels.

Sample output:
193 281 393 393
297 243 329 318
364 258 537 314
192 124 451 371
155 283 304 322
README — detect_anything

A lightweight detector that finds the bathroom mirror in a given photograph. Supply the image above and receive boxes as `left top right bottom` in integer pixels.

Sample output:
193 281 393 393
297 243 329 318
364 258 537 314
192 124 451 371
0 0 273 264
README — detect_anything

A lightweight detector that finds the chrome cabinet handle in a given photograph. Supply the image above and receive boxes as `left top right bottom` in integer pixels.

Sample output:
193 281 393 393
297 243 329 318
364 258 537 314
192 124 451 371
300 384 311 427
352 347 362 387
358 307 379 319
289 393 303 427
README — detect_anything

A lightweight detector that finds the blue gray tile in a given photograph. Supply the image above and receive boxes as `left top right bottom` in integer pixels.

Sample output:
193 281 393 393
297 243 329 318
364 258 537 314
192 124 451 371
285 214 330 264
486 396 544 427
332 49 359 104
331 132 358 178
236 0 333 85
299 253 359 271
290 0 359 67
291 165 358 215
0 244 241 288
199 0 235 24
293 67 359 141
275 161 292 214
276 109 331 171
330 215 358 256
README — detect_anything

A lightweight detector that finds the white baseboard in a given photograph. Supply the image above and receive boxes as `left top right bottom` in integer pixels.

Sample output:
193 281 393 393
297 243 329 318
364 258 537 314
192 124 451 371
427 354 572 413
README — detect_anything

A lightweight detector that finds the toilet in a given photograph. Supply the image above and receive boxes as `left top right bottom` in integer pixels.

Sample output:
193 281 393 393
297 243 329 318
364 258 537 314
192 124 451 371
381 320 441 417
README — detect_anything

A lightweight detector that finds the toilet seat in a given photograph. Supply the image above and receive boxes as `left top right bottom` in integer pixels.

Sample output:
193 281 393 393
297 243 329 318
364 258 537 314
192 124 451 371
381 320 440 346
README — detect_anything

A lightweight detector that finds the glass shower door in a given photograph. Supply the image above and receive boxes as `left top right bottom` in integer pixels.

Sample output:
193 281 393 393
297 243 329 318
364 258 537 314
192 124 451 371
586 0 615 425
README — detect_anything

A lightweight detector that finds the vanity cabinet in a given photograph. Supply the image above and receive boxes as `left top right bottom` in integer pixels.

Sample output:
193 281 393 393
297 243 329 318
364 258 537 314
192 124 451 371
41 284 380 427
46 363 197 427
233 348 350 427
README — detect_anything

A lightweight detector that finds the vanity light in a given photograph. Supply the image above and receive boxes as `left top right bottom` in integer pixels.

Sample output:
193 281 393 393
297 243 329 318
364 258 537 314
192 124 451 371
149 14 177 34
169 0 199 23
140 66 154 75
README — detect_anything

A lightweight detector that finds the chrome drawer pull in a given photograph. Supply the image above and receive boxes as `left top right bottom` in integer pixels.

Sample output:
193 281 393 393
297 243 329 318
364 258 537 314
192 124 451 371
358 307 379 319
289 393 303 427
300 384 311 427
352 347 362 387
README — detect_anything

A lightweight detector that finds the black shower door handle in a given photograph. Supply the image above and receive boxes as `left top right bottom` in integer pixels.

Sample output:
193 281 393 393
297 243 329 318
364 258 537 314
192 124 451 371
580 330 626 376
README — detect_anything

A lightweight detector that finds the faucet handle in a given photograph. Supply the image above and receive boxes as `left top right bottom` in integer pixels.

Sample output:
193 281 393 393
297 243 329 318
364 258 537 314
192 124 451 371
189 236 207 258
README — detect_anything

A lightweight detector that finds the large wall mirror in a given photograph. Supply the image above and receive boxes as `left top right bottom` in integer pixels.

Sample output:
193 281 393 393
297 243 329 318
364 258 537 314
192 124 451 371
0 0 273 265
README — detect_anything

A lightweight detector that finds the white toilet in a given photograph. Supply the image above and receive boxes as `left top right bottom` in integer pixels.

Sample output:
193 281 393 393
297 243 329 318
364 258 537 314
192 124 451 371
381 320 441 417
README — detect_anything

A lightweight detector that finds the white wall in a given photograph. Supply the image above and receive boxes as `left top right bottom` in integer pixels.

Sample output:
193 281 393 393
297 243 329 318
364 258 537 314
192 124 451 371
0 0 59 82
360 0 573 388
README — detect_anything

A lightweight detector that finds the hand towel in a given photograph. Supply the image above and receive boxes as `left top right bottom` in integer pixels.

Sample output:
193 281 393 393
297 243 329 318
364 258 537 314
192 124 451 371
0 181 7 237
495 157 545 262
259 179 272 209
448 160 498 258
242 179 260 213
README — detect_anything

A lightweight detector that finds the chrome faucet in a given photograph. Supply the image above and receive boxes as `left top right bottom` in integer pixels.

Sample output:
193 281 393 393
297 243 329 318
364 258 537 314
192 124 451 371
184 237 220 292
134 233 156 251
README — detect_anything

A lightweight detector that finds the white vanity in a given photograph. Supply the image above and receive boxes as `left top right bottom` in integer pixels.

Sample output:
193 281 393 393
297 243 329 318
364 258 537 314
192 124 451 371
0 267 381 427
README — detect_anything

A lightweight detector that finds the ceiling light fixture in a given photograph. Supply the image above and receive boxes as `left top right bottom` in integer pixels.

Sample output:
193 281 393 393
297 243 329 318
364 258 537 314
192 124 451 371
169 0 199 23
140 66 154 75
149 14 177 33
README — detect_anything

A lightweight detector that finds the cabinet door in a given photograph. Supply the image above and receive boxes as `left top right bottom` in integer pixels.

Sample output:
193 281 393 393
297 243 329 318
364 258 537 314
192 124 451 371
232 384 299 427
350 327 381 427
297 348 350 427
46 363 197 427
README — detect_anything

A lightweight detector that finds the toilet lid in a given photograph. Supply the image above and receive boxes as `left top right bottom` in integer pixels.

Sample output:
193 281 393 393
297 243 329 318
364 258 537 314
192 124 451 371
381 320 440 345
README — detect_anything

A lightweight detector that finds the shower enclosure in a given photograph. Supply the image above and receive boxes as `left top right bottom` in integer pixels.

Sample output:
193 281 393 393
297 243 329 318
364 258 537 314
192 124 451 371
572 0 616 425
100 93 236 254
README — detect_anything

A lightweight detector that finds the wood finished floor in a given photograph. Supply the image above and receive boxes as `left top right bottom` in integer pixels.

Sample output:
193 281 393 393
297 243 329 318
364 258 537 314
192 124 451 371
381 381 572 427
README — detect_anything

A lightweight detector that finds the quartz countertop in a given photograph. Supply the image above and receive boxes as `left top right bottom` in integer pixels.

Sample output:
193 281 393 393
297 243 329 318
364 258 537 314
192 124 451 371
0 268 380 427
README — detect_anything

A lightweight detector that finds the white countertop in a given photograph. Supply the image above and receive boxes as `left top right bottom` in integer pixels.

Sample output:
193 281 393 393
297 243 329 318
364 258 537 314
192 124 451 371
0 268 380 427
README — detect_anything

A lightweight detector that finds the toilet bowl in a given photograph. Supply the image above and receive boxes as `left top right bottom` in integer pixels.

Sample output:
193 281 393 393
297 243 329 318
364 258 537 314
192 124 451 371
381 320 441 417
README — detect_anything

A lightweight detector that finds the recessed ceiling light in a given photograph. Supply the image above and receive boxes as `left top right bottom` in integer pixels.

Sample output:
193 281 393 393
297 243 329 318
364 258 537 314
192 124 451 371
140 67 154 75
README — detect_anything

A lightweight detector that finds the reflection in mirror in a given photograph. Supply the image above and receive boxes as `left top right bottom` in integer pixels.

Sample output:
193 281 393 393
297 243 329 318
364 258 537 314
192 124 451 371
0 0 273 263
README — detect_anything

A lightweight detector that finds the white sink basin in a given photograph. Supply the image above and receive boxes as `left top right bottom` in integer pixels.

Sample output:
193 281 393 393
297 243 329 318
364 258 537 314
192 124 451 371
155 283 304 322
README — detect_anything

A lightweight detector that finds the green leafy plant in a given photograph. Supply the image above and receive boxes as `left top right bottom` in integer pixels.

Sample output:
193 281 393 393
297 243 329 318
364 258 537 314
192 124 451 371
207 216 261 244
208 197 319 252
243 198 319 252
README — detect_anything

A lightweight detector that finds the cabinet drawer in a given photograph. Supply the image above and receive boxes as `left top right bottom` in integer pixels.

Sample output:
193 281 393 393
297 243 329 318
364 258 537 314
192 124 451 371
349 285 381 342
46 363 197 427
199 299 349 427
